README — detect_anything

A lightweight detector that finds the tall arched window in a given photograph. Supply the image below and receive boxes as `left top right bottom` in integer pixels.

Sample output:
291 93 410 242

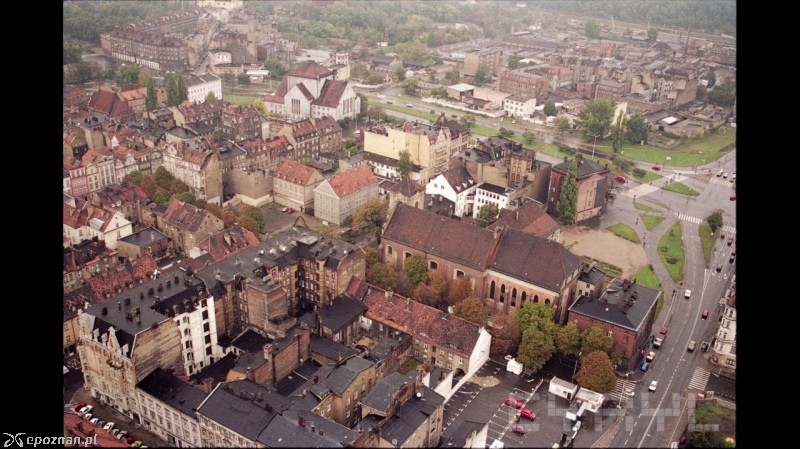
489 281 496 300
500 284 506 303
521 291 527 304
533 294 539 303
511 288 517 307
545 298 551 305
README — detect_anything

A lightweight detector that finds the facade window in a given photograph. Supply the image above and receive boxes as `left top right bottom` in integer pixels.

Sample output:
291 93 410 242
511 288 517 307
534 294 539 303
545 298 551 305
455 269 465 278
202 310 209 320
404 251 412 260
521 291 527 303
205 335 211 344
429 260 438 270
203 323 210 332
489 281 495 299
500 285 506 303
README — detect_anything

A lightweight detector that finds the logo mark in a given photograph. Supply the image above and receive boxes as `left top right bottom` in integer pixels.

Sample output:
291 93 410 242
3 433 25 448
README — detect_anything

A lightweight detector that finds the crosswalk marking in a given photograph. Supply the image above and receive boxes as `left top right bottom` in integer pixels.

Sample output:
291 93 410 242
709 177 735 187
675 213 736 234
688 367 711 391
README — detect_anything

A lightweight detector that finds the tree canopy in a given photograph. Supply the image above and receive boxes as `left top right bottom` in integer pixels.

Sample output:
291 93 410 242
453 297 488 326
555 322 582 357
517 327 555 372
352 198 389 242
585 20 601 39
63 42 82 65
543 100 557 117
556 159 578 225
398 150 413 179
625 113 650 145
580 324 620 364
403 254 429 288
447 276 473 306
475 204 499 228
577 99 616 140
706 210 724 233
474 63 491 86
575 351 617 393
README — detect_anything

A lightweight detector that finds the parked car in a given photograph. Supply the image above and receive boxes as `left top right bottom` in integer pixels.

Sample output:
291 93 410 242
624 388 635 397
281 207 289 212
520 408 537 420
286 207 295 214
103 422 115 432
385 100 393 104
687 340 696 352
117 430 128 440
727 236 734 246
731 173 736 181
700 341 710 352
504 396 523 408
649 380 658 392
646 351 655 362
729 194 736 201
89 418 100 426
512 424 526 435
702 309 709 319
131 441 143 448
83 413 92 421
684 289 691 299
78 405 93 415
729 254 735 263
96 420 106 429
72 401 87 412
615 175 626 183
111 429 120 437
652 164 661 171
125 436 135 445
717 169 723 177
406 103 414 108
722 172 728 179
640 361 650 372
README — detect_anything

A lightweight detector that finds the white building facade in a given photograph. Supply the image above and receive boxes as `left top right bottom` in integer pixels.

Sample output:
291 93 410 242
187 74 223 105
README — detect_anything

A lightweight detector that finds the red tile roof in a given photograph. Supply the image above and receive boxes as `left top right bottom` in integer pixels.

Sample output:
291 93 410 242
196 225 260 261
363 286 480 358
170 142 213 167
63 201 119 232
163 199 216 233
291 118 318 140
84 255 159 304
313 79 348 108
326 165 378 198
274 159 319 186
492 202 559 239
88 90 131 118
314 115 341 134
289 61 334 79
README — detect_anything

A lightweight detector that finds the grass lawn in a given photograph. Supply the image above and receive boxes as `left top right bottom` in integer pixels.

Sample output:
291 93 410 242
641 214 665 231
632 264 664 318
398 358 421 375
470 123 500 137
223 94 259 105
691 403 737 442
657 221 685 282
674 130 736 152
644 199 671 210
662 182 700 196
580 257 623 278
699 224 719 268
607 223 640 243
634 201 662 213
379 103 437 121
632 170 662 183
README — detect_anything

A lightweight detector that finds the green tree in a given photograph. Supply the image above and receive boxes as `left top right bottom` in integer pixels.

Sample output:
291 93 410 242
498 127 514 138
507 55 521 70
447 276 473 306
351 62 368 81
169 178 190 196
367 263 395 290
580 325 618 364
522 131 535 145
576 99 616 140
154 187 171 205
205 91 218 102
194 199 207 210
393 66 407 81
575 351 617 392
402 77 419 95
475 203 499 228
556 322 582 357
473 63 491 86
263 58 287 79
252 99 267 116
63 42 82 65
647 27 659 43
237 73 251 84
395 272 415 297
352 198 389 242
430 87 448 98
145 78 158 111
625 113 650 145
222 72 234 83
585 20 601 39
140 175 157 199
237 215 261 235
554 116 571 135
705 210 724 233
173 191 196 204
459 114 476 129
124 171 143 186
166 73 188 107
398 150 413 179
357 93 369 116
514 302 557 345
701 71 717 88
517 327 556 372
154 166 174 190
453 297 488 326
243 206 265 232
366 74 385 85
708 79 736 106
556 159 578 225
177 72 187 103
204 203 223 219
221 211 237 228
543 100 557 117
403 254 430 288
367 105 384 121
444 67 460 85
116 64 140 87
612 112 626 153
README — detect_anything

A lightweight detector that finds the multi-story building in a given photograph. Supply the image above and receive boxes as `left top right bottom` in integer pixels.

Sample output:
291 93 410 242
82 149 118 193
503 94 536 117
314 165 379 226
547 154 611 222
363 122 453 183
490 201 561 242
709 284 736 372
499 67 552 100
63 200 133 249
116 227 173 262
425 164 477 218
64 157 89 197
313 115 343 156
221 104 263 142
463 48 503 77
62 239 119 293
88 182 150 225
157 199 224 254
161 141 223 203
567 278 661 372
136 368 207 447
263 61 360 121
118 87 149 117
272 159 324 212
310 356 377 428
77 272 219 422
277 118 320 161
473 183 513 219
186 73 222 105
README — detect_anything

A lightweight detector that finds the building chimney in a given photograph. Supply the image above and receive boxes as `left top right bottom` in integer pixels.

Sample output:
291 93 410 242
298 416 305 428
263 343 273 361
515 210 519 221
150 229 155 242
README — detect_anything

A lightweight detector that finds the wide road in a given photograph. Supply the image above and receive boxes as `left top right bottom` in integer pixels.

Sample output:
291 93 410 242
607 151 736 447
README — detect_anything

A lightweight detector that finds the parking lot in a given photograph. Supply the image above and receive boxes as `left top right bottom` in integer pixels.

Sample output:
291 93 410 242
69 387 164 448
442 359 628 447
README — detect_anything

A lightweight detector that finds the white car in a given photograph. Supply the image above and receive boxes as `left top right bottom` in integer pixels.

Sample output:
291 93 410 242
103 422 115 432
684 289 691 299
649 380 658 392
78 405 93 415
624 388 635 397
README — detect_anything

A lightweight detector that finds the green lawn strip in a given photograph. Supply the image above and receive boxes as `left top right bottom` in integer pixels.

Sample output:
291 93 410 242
674 131 736 152
699 224 719 268
607 223 640 243
657 221 685 282
222 94 259 105
398 359 421 374
691 403 737 442
641 214 664 231
579 257 623 278
379 103 437 121
643 199 671 210
632 170 662 183
634 201 662 213
632 264 664 318
662 182 700 196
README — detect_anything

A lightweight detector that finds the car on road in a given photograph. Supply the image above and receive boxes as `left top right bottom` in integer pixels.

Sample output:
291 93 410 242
652 164 661 171
624 388 635 397
729 254 735 263
72 401 87 412
78 405 93 415
727 236 734 246
730 194 736 201
717 169 724 177
719 231 725 239
701 341 710 352
512 424 526 434
687 340 696 352
722 172 728 179
731 173 736 181
520 408 537 420
615 175 626 183
649 380 658 392
702 309 709 319
715 264 722 272
684 289 691 299
385 100 393 104
406 103 414 108
640 361 650 372
504 396 523 408
646 351 655 362
103 422 115 432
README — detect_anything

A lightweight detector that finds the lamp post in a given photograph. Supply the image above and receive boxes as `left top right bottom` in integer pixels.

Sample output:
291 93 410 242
591 135 599 158
572 351 582 380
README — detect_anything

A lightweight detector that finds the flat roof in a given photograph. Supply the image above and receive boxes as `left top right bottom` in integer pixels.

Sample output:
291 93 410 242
448 83 476 92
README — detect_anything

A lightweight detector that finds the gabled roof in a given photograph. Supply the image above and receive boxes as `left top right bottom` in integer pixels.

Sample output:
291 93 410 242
441 165 475 193
136 368 208 419
363 286 481 358
321 165 378 198
231 329 272 354
383 204 496 271
290 118 319 140
553 155 610 178
388 178 424 196
380 386 444 446
294 83 315 101
289 61 334 79
492 201 559 238
163 199 217 233
313 115 341 134
197 379 289 441
83 255 158 304
312 79 348 108
490 227 581 292
273 159 320 186
315 295 367 334
196 226 260 262
119 227 168 247
258 408 357 447
360 372 411 414
320 356 374 396
88 90 131 118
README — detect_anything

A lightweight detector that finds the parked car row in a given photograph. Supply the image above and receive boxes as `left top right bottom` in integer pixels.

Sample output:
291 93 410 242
72 402 147 447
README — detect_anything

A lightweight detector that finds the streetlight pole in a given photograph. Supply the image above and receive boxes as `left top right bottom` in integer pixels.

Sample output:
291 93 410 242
591 135 599 158
572 351 582 380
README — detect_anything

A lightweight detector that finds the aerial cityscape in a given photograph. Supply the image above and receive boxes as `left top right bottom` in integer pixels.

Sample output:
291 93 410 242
62 1 736 447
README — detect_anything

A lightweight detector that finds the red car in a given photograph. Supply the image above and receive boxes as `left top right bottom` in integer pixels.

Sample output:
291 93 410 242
701 309 709 319
615 175 626 183
512 424 526 434
72 401 87 412
727 236 734 246
520 408 537 420
652 164 661 171
729 195 736 201
504 396 523 408
719 232 725 239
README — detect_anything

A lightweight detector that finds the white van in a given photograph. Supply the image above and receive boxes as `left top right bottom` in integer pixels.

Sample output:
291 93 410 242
717 169 724 177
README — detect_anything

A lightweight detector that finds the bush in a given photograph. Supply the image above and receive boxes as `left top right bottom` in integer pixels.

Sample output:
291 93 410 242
613 157 632 171
632 168 646 177
559 146 576 155
666 256 679 264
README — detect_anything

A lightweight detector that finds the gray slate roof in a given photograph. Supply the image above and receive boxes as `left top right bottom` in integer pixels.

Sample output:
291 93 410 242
568 278 660 331
360 373 411 414
136 368 207 419
196 379 290 441
119 227 169 247
321 356 374 395
379 386 445 447
258 409 358 447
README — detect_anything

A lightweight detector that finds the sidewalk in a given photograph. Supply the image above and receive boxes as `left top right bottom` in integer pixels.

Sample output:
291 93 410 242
71 387 165 448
